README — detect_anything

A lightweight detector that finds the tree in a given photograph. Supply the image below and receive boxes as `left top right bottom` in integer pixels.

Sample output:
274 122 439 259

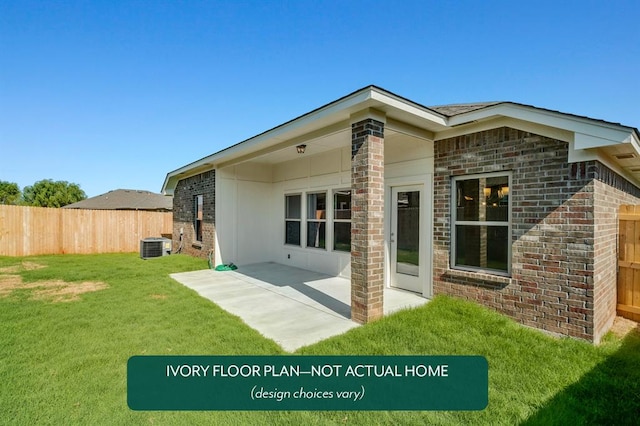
0 181 21 205
22 179 87 207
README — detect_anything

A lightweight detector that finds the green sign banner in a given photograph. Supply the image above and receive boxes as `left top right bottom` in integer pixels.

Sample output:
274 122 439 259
128 355 488 411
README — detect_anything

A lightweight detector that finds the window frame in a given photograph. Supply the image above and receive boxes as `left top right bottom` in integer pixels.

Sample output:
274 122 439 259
332 189 352 253
451 171 512 276
306 191 327 250
194 194 204 243
284 193 302 246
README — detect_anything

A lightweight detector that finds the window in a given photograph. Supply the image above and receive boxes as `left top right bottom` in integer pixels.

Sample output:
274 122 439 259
306 192 326 249
284 190 350 251
333 190 351 252
194 194 203 242
285 194 301 245
452 173 510 275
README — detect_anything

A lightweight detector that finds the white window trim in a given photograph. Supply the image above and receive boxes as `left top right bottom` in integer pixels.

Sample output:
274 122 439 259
194 194 203 243
306 191 327 250
332 189 352 253
451 171 512 277
282 187 354 255
284 193 302 247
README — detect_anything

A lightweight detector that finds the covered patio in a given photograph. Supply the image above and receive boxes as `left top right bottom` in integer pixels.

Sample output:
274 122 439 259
170 262 428 351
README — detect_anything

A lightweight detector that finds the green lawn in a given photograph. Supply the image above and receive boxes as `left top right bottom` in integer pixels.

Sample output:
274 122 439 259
1 253 638 425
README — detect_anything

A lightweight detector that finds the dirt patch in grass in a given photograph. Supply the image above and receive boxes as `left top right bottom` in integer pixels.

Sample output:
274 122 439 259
0 261 46 274
31 280 108 303
150 294 168 300
610 316 639 338
0 274 107 303
22 261 47 271
0 274 23 296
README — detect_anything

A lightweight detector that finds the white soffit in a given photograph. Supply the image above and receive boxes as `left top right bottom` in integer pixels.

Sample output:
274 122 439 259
163 86 449 193
434 116 574 143
448 103 636 149
368 89 448 129
163 88 640 194
162 91 373 193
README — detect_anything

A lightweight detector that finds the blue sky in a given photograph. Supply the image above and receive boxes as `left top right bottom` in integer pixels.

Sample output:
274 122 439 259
1 0 639 197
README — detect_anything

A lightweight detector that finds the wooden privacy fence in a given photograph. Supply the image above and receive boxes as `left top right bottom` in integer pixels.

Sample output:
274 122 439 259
0 205 172 256
618 205 640 322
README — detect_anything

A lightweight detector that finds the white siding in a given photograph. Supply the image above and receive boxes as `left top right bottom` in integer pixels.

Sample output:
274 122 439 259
216 134 434 286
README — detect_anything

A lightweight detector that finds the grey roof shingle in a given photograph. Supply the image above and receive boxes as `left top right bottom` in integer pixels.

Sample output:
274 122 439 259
428 100 631 129
63 189 172 211
427 102 504 117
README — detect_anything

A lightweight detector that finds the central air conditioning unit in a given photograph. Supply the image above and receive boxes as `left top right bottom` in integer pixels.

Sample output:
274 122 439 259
140 237 172 259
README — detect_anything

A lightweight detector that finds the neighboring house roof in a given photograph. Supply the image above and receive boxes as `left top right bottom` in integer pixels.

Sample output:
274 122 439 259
63 189 173 211
162 85 640 195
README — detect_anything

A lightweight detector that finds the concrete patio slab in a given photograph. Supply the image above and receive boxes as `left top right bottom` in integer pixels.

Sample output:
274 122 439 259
170 262 428 352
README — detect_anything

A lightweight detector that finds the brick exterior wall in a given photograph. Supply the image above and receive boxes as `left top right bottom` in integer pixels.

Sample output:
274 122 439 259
172 170 216 259
592 165 640 341
351 118 385 323
433 127 640 342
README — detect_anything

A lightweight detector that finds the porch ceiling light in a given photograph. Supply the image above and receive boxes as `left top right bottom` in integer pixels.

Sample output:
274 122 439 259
296 144 306 154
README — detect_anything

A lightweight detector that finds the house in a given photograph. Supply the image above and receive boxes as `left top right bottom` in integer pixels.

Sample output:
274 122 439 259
63 189 173 212
161 86 640 343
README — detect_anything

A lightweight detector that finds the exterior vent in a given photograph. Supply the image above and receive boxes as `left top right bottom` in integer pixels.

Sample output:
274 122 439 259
140 237 172 259
614 153 636 160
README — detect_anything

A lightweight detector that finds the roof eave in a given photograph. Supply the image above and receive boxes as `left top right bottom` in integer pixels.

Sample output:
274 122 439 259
446 102 637 148
161 89 640 195
161 85 448 194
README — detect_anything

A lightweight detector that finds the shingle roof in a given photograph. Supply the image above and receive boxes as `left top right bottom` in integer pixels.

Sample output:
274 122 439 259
63 189 172 211
427 102 504 117
163 85 640 195
428 100 632 129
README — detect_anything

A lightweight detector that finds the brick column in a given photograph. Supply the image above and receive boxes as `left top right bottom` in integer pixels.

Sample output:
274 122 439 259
351 116 385 323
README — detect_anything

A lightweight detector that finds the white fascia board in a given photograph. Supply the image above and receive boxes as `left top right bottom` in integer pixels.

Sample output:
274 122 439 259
162 160 216 195
567 140 599 163
194 89 375 165
574 130 639 150
161 90 374 194
448 103 635 148
627 130 640 156
573 132 614 150
369 89 448 126
434 116 574 143
161 175 173 195
570 128 640 187
349 107 388 125
162 87 448 194
386 117 435 140
567 142 633 184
